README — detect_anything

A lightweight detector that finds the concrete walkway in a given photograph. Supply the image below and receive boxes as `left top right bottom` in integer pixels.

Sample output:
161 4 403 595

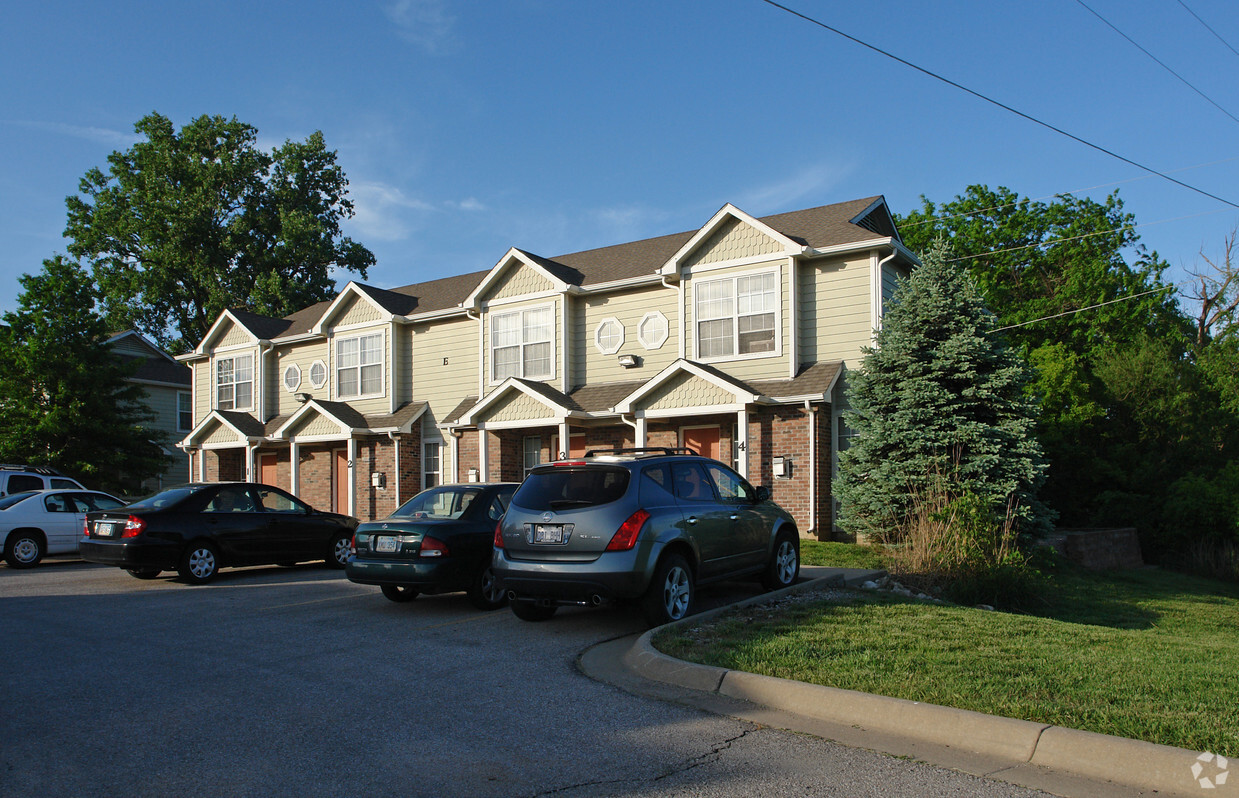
578 567 1233 798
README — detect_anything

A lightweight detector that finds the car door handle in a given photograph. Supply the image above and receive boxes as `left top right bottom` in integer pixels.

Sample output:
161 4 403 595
686 516 698 525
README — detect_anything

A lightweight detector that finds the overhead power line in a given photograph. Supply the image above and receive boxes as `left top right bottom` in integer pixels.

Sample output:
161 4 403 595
756 0 1239 210
1176 0 1239 60
989 285 1177 333
1074 0 1239 128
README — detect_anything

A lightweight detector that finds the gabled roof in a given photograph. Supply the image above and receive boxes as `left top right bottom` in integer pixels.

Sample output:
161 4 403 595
614 359 768 413
459 378 584 426
463 249 573 308
272 399 428 439
181 410 266 446
312 282 406 334
108 330 192 386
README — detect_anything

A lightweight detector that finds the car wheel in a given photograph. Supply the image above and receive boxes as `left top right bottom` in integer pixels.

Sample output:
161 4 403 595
325 532 351 569
178 542 219 585
466 564 508 611
510 600 557 622
761 532 800 591
4 531 45 569
380 584 418 603
126 568 162 580
641 553 694 627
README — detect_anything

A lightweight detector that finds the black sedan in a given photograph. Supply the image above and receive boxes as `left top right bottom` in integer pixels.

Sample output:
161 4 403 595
346 483 517 610
81 483 359 584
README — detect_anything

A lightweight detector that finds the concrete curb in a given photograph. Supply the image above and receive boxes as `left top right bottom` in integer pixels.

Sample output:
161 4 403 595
625 571 1233 798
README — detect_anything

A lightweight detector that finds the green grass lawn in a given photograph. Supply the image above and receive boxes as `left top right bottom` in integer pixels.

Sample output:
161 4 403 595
657 545 1239 756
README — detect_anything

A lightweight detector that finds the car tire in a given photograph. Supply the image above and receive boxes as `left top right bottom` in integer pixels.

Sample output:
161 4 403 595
126 568 162 580
4 530 44 569
380 584 418 603
178 542 220 585
641 553 694 627
760 532 800 591
466 564 508 611
510 600 557 622
325 532 351 569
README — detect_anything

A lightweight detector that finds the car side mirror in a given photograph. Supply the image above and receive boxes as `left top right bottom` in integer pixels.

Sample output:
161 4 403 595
754 485 771 503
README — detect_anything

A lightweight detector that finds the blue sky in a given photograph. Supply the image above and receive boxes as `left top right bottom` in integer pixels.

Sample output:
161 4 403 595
3 0 1237 319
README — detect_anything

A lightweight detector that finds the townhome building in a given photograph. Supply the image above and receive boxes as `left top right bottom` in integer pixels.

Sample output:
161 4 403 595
108 330 193 493
176 196 916 538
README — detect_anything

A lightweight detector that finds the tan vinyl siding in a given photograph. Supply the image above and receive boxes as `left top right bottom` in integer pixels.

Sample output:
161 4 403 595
684 259 789 382
203 421 244 446
411 317 479 429
482 392 556 424
485 264 554 302
331 294 384 327
575 285 678 387
217 321 252 348
193 361 211 424
683 217 784 268
804 254 875 369
288 413 345 438
275 340 329 417
394 326 412 407
640 373 736 411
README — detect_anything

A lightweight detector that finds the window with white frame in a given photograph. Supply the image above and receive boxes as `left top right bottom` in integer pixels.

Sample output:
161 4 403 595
309 360 327 389
423 441 441 489
336 332 384 398
491 305 553 381
216 354 253 410
695 271 778 359
282 363 302 392
523 436 542 476
177 392 192 432
594 318 624 355
637 311 668 350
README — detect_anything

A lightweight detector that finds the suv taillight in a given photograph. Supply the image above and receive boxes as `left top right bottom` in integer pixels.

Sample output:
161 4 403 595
122 516 146 538
606 509 650 552
493 520 504 549
420 536 449 558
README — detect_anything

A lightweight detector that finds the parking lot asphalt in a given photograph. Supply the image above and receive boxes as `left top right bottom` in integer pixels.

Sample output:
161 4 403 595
1 559 1057 798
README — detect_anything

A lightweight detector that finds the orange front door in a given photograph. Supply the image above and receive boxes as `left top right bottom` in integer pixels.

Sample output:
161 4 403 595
681 426 721 461
551 434 587 460
332 449 349 514
259 454 279 487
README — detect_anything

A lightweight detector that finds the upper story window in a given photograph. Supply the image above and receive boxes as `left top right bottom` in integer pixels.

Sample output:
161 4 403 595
695 270 778 360
216 354 253 411
336 332 384 399
492 305 553 382
177 392 192 432
594 318 624 355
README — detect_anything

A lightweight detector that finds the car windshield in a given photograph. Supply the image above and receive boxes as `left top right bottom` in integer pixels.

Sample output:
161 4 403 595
393 487 483 520
125 487 198 511
0 492 36 510
513 466 630 511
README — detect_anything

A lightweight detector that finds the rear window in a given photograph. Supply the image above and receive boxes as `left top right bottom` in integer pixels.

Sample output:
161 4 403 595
513 466 630 511
0 492 36 510
394 487 483 520
126 487 198 511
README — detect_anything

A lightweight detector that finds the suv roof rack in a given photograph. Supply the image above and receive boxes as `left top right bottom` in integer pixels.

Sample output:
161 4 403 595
0 464 62 475
581 447 700 458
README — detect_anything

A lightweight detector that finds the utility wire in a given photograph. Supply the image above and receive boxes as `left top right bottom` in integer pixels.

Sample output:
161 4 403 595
899 156 1239 229
756 0 1239 210
1075 0 1239 127
1176 0 1239 60
945 207 1231 263
989 285 1176 333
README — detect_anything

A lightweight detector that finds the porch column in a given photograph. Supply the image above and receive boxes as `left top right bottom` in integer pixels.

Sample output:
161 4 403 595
245 443 256 482
289 441 300 498
736 407 749 478
347 437 357 516
558 421 570 459
478 428 488 481
449 431 459 483
634 416 647 448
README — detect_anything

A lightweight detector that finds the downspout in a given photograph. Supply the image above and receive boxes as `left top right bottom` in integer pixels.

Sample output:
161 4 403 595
388 431 401 506
873 248 899 338
805 400 817 538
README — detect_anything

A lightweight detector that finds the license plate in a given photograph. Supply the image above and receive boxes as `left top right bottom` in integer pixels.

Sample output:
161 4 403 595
95 522 116 537
534 524 564 544
376 536 399 553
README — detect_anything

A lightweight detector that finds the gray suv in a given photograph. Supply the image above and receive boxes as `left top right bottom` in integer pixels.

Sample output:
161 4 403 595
493 448 800 626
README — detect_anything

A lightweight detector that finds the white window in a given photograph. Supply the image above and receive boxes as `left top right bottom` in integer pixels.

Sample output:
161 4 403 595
177 392 192 432
423 442 441 489
695 271 778 360
523 436 541 476
594 318 624 355
491 305 553 381
336 332 384 399
637 311 669 350
216 354 253 411
283 363 302 392
309 360 327 390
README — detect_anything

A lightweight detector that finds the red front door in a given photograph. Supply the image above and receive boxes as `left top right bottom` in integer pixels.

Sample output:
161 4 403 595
332 449 349 515
681 426 721 461
259 454 279 488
